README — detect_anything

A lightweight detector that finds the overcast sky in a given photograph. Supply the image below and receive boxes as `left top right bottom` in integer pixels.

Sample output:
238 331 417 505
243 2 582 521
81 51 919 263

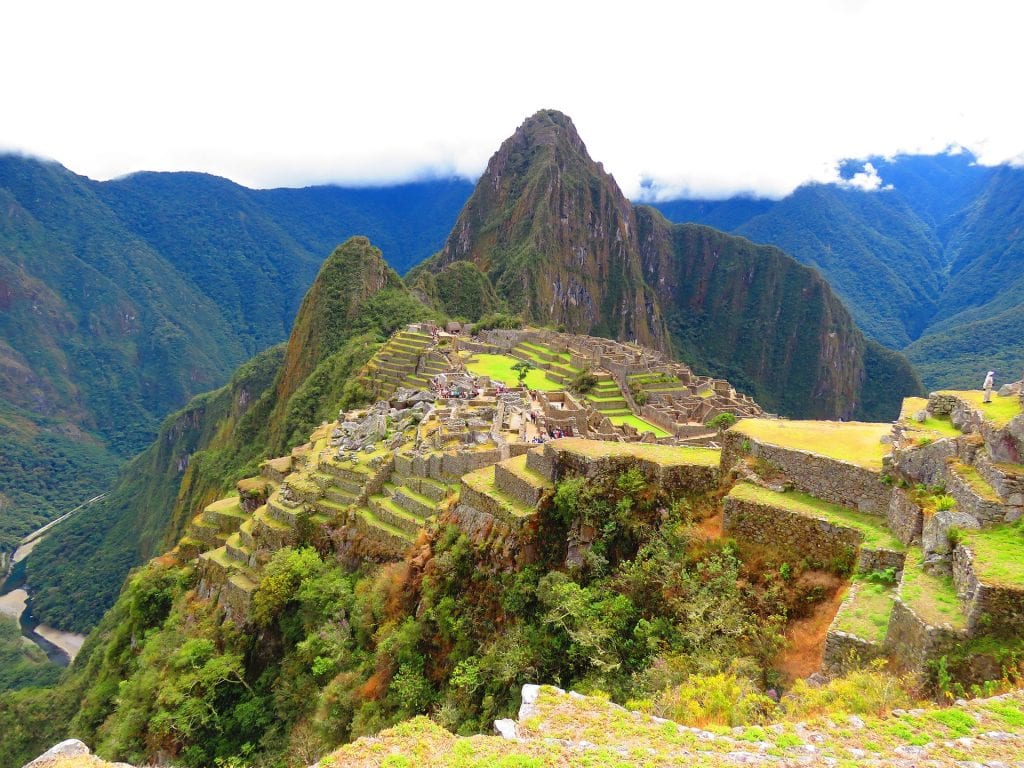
3 0 1022 199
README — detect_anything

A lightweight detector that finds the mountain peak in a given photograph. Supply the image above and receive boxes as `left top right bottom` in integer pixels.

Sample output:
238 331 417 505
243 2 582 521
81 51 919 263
511 109 585 150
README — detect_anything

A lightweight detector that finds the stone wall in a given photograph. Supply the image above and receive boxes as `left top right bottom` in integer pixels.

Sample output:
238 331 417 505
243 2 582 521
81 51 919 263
887 488 924 546
856 546 907 575
946 465 1006 526
885 598 967 676
722 495 863 572
824 630 886 676
891 438 957 487
721 430 892 515
547 444 719 496
952 544 1024 636
929 392 1023 465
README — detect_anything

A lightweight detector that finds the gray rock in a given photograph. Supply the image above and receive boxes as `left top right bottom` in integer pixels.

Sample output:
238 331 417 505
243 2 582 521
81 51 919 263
493 718 518 740
518 683 546 722
923 509 980 556
24 740 90 768
913 409 929 423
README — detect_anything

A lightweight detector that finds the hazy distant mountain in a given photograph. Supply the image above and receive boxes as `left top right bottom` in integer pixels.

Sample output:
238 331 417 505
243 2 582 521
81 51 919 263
651 153 1023 389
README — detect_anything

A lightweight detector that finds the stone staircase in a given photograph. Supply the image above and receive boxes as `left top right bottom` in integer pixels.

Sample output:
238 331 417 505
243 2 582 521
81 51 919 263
583 373 629 414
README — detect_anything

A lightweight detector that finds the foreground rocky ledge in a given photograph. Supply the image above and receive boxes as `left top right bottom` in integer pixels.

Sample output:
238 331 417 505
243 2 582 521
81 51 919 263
33 684 1024 767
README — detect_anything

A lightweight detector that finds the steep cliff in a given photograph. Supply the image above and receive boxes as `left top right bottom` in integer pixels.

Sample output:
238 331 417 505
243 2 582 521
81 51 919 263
413 110 667 348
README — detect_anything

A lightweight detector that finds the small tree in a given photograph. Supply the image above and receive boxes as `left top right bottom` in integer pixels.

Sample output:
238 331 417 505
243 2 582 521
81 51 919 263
511 360 533 386
706 412 738 433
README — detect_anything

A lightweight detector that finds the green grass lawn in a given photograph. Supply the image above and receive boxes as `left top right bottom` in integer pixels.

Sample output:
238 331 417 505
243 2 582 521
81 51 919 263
938 390 1023 427
607 413 671 438
835 581 895 644
552 437 720 467
464 354 565 391
899 549 966 629
728 483 904 550
731 419 892 470
961 522 1024 586
899 398 962 439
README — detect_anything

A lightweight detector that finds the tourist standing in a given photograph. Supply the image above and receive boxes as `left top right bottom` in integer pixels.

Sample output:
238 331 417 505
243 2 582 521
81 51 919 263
983 370 995 403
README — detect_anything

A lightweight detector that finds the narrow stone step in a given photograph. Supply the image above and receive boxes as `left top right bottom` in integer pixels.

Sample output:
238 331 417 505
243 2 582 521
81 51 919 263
392 486 437 519
238 518 256 549
405 475 449 503
313 497 350 519
325 485 358 505
366 497 423 536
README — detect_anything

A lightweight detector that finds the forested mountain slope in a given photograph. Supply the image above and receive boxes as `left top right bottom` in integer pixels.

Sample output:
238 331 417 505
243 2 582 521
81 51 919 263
0 156 468 560
652 153 1023 389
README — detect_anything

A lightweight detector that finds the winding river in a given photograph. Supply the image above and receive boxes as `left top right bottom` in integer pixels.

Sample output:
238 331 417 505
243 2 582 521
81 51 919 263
0 494 105 665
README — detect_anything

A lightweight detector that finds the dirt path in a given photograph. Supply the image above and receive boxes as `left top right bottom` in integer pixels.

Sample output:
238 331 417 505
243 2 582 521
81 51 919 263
775 580 847 683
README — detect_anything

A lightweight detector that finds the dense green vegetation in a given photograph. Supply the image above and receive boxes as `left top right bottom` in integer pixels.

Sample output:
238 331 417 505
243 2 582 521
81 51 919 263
0 615 61 692
6 466 814 767
0 403 118 553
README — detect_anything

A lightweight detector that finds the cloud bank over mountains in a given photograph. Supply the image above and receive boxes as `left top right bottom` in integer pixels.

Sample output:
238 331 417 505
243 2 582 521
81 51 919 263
3 1 1022 199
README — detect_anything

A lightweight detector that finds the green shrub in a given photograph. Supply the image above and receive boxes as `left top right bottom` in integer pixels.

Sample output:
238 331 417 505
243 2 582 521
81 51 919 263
783 665 916 718
652 670 777 727
569 370 599 395
706 412 739 431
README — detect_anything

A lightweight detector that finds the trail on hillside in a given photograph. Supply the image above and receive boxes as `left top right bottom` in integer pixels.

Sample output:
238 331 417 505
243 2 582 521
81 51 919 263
775 578 847 683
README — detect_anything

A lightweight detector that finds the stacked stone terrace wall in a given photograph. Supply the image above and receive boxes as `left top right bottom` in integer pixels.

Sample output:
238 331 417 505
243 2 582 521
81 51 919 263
887 488 924 546
929 392 1023 464
885 598 967 676
546 444 719 496
721 431 892 515
952 544 1024 636
723 495 864 572
824 630 885 676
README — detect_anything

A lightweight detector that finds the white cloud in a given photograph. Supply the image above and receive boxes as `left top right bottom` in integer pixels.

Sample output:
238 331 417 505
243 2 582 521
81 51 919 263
2 0 1023 198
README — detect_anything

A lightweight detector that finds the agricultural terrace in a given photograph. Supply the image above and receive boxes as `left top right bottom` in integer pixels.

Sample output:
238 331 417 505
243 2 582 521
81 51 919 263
727 483 904 550
834 581 895 644
606 413 670 438
552 437 720 467
731 419 892 470
937 390 1023 427
960 522 1024 587
899 549 966 630
462 353 564 390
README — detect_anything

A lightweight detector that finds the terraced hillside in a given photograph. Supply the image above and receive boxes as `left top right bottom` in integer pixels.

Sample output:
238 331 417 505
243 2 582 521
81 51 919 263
718 384 1024 683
